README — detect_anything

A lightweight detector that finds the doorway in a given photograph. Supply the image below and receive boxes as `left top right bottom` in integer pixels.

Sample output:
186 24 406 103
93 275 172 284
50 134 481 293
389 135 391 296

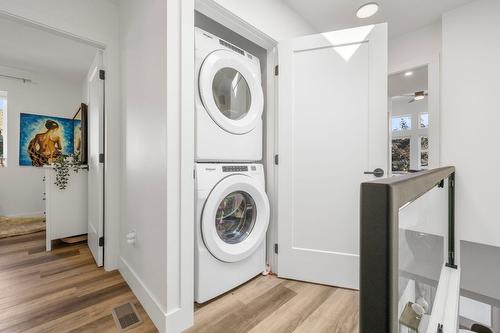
0 14 105 266
389 65 430 174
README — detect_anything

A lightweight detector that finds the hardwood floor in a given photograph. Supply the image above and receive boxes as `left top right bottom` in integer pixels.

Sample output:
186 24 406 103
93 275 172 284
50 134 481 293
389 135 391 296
185 275 359 333
0 231 359 333
0 231 157 333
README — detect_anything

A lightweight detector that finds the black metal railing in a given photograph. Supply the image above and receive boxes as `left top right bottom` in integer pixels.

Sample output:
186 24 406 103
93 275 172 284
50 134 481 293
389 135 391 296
359 166 456 333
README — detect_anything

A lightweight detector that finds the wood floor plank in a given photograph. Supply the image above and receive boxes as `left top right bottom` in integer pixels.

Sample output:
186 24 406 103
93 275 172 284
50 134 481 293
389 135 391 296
1 232 360 333
247 282 336 333
185 275 359 333
0 232 157 333
293 288 359 333
189 282 297 333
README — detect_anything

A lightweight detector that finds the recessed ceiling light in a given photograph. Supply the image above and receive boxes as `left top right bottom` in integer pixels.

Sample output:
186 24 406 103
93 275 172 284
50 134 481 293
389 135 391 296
356 2 379 19
404 71 414 77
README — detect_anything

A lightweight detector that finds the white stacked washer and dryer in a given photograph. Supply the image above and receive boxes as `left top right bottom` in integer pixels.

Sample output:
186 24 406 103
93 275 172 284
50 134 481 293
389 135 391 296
194 27 270 303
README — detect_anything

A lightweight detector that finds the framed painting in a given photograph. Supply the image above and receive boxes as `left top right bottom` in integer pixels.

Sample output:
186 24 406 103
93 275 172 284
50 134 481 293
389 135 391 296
19 113 74 166
73 103 88 164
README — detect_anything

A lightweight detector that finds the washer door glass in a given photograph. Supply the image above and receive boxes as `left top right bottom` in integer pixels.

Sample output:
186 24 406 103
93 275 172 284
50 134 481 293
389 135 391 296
215 191 256 244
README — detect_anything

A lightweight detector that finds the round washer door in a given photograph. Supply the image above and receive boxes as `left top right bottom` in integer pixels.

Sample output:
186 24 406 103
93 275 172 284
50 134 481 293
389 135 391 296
199 49 264 135
202 174 269 262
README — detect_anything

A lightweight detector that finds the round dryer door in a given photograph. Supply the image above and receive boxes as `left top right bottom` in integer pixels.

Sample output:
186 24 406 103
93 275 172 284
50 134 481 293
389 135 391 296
199 49 264 135
201 174 269 262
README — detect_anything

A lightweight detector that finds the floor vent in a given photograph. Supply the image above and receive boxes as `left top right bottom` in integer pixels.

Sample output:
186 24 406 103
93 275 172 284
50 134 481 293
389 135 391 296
112 302 142 331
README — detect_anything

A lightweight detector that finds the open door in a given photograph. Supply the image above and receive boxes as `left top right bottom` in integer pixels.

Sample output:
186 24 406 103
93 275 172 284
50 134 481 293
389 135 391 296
87 53 105 267
277 24 388 289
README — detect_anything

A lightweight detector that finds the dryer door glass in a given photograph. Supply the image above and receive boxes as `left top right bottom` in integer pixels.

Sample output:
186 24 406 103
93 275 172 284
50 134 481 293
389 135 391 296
215 191 256 244
212 68 252 120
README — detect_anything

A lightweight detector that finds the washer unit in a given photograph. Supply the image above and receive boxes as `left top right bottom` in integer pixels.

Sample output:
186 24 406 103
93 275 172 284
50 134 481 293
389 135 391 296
195 27 264 162
195 163 270 303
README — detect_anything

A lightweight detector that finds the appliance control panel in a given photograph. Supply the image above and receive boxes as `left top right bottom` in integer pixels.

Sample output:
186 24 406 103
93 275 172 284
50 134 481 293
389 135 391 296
222 165 249 172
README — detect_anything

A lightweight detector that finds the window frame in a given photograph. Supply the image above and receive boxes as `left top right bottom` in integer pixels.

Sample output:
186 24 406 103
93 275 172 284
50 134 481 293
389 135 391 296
391 114 413 132
419 136 429 169
419 112 429 129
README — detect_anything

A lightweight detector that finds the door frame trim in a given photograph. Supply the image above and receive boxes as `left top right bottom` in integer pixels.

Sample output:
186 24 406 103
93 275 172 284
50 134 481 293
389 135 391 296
388 54 441 171
194 0 280 274
0 10 118 271
174 0 278 330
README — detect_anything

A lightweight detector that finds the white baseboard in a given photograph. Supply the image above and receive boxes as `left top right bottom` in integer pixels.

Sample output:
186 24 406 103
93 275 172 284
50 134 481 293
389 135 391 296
166 306 194 333
119 257 167 332
3 211 44 218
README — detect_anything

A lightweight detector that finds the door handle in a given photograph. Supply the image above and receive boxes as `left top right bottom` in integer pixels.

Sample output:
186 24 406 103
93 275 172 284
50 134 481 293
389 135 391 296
364 168 384 178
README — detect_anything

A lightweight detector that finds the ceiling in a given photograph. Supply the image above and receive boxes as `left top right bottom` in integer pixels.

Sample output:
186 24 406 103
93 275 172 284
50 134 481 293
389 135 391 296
388 65 427 98
283 0 475 37
0 16 98 83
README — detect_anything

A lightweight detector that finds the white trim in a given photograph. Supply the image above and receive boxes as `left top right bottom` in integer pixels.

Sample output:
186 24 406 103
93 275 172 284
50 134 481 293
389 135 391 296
0 10 106 50
265 47 279 272
195 0 279 276
388 54 441 169
2 211 44 218
165 0 195 332
119 257 166 332
195 0 277 49
166 2 279 331
0 9 120 272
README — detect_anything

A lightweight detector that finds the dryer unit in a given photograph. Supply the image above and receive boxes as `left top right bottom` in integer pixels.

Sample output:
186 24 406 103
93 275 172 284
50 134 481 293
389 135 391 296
195 163 269 303
195 27 264 162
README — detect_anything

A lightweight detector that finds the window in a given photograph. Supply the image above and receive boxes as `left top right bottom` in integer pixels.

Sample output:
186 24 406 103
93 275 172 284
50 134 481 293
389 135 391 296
392 115 412 131
419 112 429 129
420 136 429 168
392 138 410 172
0 92 6 167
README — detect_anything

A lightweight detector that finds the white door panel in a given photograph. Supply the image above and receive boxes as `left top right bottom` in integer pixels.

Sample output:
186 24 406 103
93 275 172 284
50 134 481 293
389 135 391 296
277 24 388 289
87 53 104 267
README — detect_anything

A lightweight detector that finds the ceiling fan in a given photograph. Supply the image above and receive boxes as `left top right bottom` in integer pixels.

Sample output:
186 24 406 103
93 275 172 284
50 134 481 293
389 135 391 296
398 90 428 103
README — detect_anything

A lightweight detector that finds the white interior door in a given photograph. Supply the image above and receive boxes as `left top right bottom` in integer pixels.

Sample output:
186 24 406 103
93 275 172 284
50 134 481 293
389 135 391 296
277 24 388 289
87 53 104 267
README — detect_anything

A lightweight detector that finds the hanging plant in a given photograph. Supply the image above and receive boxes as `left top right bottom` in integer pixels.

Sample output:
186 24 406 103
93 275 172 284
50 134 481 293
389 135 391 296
53 153 82 190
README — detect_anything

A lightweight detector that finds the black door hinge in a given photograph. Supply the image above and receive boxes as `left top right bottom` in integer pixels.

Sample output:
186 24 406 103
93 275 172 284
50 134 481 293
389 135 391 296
99 70 105 80
99 236 104 247
99 153 104 163
274 243 278 254
274 65 279 76
274 154 279 165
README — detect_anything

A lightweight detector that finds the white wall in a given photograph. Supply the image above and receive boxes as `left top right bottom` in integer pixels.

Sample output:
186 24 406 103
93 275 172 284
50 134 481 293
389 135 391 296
389 21 441 74
119 0 169 330
0 0 121 269
211 0 316 40
442 0 500 248
0 67 82 216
